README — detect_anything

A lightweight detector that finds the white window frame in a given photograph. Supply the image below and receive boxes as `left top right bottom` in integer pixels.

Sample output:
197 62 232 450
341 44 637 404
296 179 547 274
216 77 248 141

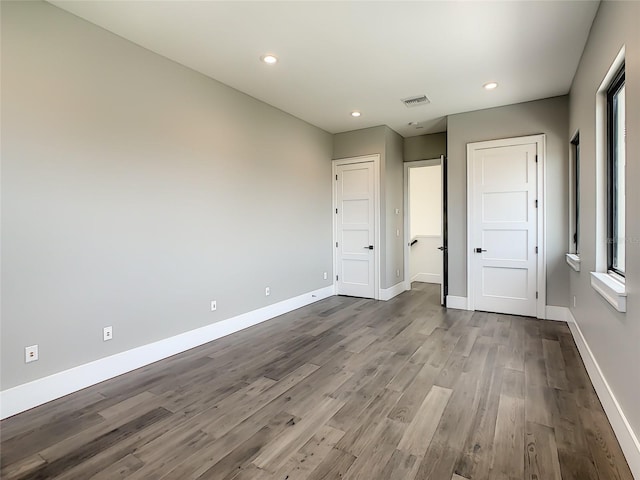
591 46 626 312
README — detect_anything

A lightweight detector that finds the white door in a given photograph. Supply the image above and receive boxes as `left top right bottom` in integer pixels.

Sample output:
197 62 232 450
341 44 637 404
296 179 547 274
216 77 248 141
336 161 376 298
469 141 539 316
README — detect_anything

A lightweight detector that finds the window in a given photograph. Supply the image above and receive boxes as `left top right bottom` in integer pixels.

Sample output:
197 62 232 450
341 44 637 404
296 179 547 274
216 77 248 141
591 54 626 312
571 133 580 254
566 132 581 271
607 64 625 277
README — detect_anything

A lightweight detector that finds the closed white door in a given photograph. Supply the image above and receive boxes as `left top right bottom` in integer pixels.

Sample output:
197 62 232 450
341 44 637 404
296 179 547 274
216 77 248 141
469 142 538 316
336 161 375 298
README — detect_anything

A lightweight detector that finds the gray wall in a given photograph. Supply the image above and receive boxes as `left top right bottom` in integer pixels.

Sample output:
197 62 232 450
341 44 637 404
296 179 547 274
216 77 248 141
333 125 405 289
384 127 405 288
447 97 570 307
404 132 447 162
1 1 333 390
333 126 387 161
568 0 640 441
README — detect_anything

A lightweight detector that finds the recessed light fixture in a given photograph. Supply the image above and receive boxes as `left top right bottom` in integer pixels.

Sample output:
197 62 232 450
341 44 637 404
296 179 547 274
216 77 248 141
483 81 499 90
351 111 361 117
261 54 278 64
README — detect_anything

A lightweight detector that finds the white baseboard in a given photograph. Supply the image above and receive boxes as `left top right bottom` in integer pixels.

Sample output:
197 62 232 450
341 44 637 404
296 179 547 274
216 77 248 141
379 282 406 301
544 305 569 322
0 285 335 420
567 310 640 479
446 295 469 310
411 273 442 284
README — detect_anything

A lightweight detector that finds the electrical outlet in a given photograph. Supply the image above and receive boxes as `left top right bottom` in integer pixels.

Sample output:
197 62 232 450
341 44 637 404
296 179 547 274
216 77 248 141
323 272 327 280
25 345 39 363
265 287 270 296
211 300 217 311
103 326 113 341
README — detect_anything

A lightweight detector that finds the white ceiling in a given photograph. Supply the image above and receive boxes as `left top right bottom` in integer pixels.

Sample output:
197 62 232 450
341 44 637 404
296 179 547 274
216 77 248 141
50 1 600 137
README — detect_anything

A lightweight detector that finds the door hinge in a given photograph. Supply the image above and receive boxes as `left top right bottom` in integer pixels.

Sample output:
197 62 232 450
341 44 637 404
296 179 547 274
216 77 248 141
535 246 538 254
535 199 538 208
336 242 338 248
535 154 538 163
335 208 338 214
336 275 339 281
335 174 338 181
536 291 539 299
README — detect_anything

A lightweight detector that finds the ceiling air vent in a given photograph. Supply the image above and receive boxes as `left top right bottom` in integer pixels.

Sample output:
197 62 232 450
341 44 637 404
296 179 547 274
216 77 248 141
401 95 430 108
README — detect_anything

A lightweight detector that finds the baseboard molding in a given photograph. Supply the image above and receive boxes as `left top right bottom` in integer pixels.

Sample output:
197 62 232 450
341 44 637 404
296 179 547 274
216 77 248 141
0 285 335 420
567 310 640 479
446 295 469 310
411 273 442 284
544 305 569 322
379 282 406 301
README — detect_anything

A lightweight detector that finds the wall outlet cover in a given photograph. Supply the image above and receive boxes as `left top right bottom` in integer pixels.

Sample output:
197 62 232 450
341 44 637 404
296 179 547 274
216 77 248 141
103 326 113 341
25 345 39 363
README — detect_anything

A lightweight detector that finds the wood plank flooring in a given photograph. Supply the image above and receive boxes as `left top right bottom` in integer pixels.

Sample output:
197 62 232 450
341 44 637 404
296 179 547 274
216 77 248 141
0 283 633 480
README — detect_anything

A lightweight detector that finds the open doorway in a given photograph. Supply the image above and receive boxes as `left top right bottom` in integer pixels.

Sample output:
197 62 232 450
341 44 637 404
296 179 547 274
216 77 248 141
404 156 447 305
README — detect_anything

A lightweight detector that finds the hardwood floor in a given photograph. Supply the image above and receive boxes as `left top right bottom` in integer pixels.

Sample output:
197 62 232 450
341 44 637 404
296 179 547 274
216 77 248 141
0 283 633 480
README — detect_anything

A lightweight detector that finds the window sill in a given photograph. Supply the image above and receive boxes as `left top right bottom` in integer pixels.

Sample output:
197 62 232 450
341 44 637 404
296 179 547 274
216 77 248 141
566 253 581 272
590 272 626 312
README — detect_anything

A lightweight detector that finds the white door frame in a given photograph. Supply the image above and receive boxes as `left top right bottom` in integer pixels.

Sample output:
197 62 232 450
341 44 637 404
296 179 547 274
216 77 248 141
466 134 547 318
403 158 442 294
333 154 381 300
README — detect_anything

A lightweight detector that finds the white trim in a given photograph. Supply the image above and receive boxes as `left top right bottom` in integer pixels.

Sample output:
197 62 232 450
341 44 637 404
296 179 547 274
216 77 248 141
590 272 627 313
544 305 569 322
403 158 443 296
595 46 626 273
566 253 581 272
567 310 640 479
0 285 335 420
333 155 381 300
411 273 441 284
379 282 406 301
466 134 546 318
446 295 469 310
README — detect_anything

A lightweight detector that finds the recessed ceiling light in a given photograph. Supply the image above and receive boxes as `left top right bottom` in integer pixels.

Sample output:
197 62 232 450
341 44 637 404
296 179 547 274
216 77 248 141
261 54 278 64
483 82 499 90
351 111 361 117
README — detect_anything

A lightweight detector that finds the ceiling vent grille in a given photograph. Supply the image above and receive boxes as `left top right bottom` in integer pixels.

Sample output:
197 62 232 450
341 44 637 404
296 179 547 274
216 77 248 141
401 95 430 108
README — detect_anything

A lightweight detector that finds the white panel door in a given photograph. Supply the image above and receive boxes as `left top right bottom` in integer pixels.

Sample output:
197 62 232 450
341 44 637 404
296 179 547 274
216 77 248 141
470 143 537 316
336 162 375 298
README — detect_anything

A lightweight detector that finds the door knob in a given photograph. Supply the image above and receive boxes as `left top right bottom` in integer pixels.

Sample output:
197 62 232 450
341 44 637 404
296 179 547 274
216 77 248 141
363 245 374 250
475 248 487 253
437 246 445 251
